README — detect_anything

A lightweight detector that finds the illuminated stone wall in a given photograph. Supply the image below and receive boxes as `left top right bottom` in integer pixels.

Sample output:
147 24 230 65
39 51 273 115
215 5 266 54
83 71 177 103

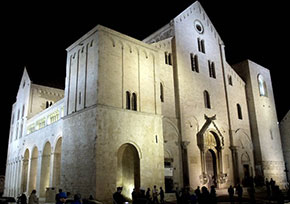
234 60 287 186
280 111 290 182
5 1 287 202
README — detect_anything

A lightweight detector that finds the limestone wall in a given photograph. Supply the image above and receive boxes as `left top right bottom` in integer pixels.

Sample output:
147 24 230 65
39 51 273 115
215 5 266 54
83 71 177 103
234 60 286 186
280 111 290 182
95 105 164 202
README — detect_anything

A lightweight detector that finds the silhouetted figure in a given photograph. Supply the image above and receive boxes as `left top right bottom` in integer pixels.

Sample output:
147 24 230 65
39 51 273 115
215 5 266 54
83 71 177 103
136 189 148 204
189 192 197 204
146 188 151 202
194 186 201 201
56 189 63 204
270 178 275 191
235 184 243 203
175 187 181 204
72 194 81 204
228 185 234 204
159 187 164 204
181 187 190 204
199 186 209 204
209 185 217 204
20 194 27 204
247 185 255 204
265 178 271 198
57 192 67 204
132 188 138 204
28 190 39 204
152 185 159 204
113 187 126 204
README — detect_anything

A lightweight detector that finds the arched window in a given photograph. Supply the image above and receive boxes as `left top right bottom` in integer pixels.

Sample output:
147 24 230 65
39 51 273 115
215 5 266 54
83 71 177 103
204 90 211 109
132 93 137 111
160 83 164 102
237 104 243 119
126 91 131 110
257 74 268 97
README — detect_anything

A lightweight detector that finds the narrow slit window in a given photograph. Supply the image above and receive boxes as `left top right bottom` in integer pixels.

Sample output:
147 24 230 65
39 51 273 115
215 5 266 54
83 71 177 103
132 93 137 111
237 104 243 120
126 91 131 110
160 83 164 102
204 90 211 109
190 53 199 72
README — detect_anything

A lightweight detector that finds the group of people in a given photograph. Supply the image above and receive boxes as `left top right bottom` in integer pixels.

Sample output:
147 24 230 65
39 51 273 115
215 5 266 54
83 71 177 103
175 186 217 204
113 186 165 204
16 190 38 204
16 189 93 204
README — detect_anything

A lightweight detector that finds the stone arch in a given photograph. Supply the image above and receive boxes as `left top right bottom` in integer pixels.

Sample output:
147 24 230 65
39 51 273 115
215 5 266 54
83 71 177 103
28 146 38 193
52 137 62 187
39 142 52 197
21 149 29 193
108 36 116 47
116 143 140 199
199 130 224 186
141 49 148 59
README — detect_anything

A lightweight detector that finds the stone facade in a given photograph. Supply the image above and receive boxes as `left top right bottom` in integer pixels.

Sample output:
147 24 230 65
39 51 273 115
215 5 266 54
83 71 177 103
4 1 287 202
280 110 290 182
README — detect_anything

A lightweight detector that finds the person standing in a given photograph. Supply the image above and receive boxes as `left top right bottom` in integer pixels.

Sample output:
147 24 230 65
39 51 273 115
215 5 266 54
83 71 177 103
159 187 164 204
152 185 159 204
55 189 63 204
235 184 243 203
20 194 27 204
28 190 39 204
113 187 126 204
228 185 234 204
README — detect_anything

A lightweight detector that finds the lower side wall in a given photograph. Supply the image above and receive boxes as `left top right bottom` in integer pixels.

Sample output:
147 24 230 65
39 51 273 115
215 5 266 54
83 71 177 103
95 105 164 202
61 106 97 197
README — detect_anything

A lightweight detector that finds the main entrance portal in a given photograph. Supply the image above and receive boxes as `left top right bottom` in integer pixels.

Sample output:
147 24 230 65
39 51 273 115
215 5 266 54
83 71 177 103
205 149 217 187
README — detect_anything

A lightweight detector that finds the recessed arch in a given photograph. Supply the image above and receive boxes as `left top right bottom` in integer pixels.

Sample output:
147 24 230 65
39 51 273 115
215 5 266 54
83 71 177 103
116 143 140 199
21 149 29 193
28 146 38 193
40 142 52 197
52 137 62 188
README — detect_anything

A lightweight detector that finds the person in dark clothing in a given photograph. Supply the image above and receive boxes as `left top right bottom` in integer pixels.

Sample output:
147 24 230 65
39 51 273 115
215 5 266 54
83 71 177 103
198 186 209 204
57 192 67 204
20 194 27 204
159 187 164 204
72 194 81 204
235 184 243 203
113 187 126 204
228 185 234 204
209 185 217 204
56 189 63 204
152 185 159 204
194 186 201 202
175 187 180 204
145 188 151 202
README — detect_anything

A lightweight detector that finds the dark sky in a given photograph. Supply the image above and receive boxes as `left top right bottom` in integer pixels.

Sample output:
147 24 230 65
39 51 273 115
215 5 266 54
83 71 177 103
1 1 289 175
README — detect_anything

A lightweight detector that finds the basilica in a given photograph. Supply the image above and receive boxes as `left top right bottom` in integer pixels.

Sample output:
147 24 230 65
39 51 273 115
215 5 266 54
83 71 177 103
4 1 287 202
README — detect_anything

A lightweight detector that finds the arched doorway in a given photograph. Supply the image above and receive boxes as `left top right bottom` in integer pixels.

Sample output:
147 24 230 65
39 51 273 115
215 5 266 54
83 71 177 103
205 149 217 187
198 130 224 187
40 142 51 197
22 149 29 193
117 143 140 199
52 138 62 188
29 147 38 193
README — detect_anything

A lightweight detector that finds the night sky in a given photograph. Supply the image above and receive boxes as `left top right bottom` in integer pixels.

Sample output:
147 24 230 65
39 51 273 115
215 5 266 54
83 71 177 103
1 1 289 175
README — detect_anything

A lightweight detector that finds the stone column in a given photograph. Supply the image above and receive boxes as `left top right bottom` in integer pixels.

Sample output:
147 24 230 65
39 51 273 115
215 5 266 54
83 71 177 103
181 141 190 187
230 146 239 185
35 151 43 196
